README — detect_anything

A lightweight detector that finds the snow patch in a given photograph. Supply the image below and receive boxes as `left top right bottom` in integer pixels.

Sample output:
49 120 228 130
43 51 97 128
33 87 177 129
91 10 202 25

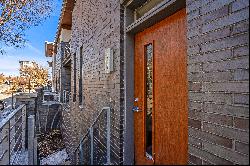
40 149 69 165
0 107 13 124
10 150 28 165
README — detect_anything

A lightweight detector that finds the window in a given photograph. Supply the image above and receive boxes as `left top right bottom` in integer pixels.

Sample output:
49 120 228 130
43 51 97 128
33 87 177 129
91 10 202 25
134 0 165 21
79 46 83 105
145 43 153 156
73 53 76 102
55 77 58 92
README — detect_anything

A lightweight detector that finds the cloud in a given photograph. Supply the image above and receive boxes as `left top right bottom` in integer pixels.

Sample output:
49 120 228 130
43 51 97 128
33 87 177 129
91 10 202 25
0 43 49 76
1 43 43 57
26 43 43 56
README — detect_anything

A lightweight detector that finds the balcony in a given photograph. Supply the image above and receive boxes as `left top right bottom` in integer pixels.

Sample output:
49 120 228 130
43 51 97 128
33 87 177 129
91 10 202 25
62 90 71 110
61 42 71 67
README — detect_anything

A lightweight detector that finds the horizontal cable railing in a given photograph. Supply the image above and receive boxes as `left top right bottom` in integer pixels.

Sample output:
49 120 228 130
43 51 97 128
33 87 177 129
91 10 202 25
72 107 111 165
0 104 27 165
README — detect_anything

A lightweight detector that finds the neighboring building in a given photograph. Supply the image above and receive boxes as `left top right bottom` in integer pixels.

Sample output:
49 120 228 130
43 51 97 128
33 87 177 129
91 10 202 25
19 60 37 76
45 0 249 165
19 60 36 68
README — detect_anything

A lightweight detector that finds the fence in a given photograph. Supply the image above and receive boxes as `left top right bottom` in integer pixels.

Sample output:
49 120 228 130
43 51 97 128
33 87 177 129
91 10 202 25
72 107 111 165
0 104 26 165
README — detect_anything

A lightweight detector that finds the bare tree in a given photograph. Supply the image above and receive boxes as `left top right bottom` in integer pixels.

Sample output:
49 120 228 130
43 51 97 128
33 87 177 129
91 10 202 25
0 0 55 54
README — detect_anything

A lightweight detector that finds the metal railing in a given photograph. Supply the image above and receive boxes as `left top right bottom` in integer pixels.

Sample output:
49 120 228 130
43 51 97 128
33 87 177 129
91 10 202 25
62 90 71 111
62 90 71 105
61 42 71 62
0 104 26 165
72 107 111 165
54 93 60 103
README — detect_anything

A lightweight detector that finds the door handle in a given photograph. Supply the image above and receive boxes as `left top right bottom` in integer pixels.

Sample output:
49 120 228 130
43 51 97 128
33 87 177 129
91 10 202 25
132 106 142 112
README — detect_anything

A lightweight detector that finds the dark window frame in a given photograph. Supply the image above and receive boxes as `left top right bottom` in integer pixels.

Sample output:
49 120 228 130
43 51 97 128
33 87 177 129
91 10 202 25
73 53 77 102
79 46 83 105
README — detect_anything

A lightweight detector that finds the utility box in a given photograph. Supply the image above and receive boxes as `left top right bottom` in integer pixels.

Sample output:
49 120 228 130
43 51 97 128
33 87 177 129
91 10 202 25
105 48 113 73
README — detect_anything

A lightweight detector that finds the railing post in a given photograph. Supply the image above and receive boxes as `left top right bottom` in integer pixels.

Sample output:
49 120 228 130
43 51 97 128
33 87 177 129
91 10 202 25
106 107 111 165
21 106 26 150
63 90 65 103
90 127 93 165
28 115 35 165
58 92 61 102
34 136 38 165
8 121 10 165
79 140 83 165
11 92 14 109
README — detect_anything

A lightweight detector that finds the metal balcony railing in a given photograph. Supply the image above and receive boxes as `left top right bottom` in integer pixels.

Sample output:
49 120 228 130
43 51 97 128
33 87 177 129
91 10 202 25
54 93 60 103
0 105 27 165
61 42 71 63
62 90 71 109
72 107 111 165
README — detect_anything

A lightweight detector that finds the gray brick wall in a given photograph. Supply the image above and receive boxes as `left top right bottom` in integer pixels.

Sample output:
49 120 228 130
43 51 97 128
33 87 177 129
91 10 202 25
187 0 249 165
65 0 124 164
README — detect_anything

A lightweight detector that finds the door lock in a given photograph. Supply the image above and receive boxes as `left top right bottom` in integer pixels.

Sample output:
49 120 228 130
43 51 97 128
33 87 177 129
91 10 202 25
132 106 142 112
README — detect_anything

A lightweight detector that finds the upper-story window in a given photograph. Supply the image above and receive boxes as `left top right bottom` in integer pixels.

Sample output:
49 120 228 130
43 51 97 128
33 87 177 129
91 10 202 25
73 53 77 102
79 46 83 105
133 0 165 21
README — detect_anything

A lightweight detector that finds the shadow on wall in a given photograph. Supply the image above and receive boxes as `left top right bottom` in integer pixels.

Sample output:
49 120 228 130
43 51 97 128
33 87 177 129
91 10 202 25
34 87 62 134
36 102 62 134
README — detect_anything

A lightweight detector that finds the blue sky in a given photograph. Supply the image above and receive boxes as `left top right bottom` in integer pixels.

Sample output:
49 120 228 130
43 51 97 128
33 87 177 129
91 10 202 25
0 0 62 76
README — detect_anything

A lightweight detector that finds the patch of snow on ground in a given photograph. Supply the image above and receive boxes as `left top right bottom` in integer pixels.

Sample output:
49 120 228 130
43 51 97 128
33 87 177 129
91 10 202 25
40 149 69 165
10 150 28 165
0 106 13 122
0 92 14 123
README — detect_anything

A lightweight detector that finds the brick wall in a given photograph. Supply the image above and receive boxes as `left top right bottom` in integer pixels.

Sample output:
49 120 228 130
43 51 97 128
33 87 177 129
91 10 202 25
186 0 249 165
66 0 124 164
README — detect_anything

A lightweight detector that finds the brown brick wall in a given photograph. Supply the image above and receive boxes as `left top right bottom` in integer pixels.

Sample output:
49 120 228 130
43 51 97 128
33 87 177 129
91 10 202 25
66 0 124 164
55 0 249 164
187 0 249 165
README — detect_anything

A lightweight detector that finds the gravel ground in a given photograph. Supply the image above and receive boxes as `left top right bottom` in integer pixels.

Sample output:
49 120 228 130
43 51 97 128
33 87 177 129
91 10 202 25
38 130 66 158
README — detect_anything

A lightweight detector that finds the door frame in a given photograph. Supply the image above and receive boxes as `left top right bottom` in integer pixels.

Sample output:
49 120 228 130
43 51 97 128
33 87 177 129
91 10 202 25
122 0 187 165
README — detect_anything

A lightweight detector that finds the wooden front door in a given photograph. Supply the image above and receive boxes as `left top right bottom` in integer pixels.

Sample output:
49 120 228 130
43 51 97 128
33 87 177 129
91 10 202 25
134 8 188 165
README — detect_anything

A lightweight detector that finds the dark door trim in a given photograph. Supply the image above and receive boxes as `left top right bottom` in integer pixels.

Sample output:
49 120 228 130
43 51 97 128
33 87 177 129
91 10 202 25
122 0 186 164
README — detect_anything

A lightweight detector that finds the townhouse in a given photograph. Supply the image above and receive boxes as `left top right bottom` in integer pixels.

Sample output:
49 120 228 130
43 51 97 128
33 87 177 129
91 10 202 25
45 0 249 165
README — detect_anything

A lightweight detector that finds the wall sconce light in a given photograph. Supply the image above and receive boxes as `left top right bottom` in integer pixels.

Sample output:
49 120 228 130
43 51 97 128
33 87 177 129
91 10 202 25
105 48 114 73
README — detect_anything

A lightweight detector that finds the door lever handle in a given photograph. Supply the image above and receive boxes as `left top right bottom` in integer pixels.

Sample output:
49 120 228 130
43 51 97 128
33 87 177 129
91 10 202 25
132 106 142 112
